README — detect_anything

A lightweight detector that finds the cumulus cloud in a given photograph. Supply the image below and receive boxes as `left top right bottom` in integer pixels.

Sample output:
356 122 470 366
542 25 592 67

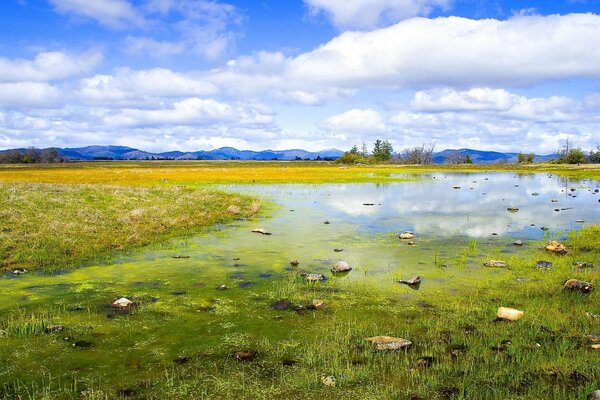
305 0 451 29
48 0 145 29
0 51 102 82
321 108 386 135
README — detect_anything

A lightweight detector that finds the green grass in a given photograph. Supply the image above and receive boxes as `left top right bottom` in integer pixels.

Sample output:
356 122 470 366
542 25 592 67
0 183 261 272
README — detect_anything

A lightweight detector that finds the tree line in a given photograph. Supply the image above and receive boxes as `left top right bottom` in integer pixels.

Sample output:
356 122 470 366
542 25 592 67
0 148 66 164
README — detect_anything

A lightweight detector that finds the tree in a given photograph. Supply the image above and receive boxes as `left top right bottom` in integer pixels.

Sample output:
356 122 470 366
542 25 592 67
465 154 473 164
396 144 436 164
372 139 393 162
517 153 526 164
349 145 359 155
558 139 586 164
445 152 467 164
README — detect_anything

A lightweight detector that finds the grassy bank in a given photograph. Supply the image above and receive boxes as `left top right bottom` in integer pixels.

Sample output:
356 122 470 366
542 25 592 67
0 183 260 272
0 161 599 185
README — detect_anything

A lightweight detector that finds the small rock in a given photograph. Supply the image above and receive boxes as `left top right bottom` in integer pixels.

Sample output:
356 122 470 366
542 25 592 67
513 240 524 246
217 284 228 291
112 298 134 310
576 219 585 223
588 390 600 400
407 240 416 246
535 260 553 270
531 192 540 196
304 273 327 282
541 226 549 231
172 255 190 259
586 312 600 319
13 269 27 275
310 299 325 310
252 229 271 235
564 279 593 294
231 351 257 362
321 375 336 387
546 241 568 254
592 344 600 351
551 199 558 203
331 261 352 274
507 207 519 212
363 203 375 206
333 248 344 252
453 186 461 189
588 333 600 343
323 221 331 225
399 276 422 289
290 259 300 267
367 336 412 350
45 325 65 333
573 261 594 269
497 307 524 321
399 231 414 240
484 260 507 268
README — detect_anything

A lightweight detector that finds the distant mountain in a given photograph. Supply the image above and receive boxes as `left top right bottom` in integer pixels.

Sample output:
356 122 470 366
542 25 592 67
0 145 558 163
22 145 345 161
432 148 557 164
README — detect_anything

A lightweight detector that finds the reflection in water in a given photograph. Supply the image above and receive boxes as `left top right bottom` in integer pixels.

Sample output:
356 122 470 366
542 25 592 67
223 172 600 239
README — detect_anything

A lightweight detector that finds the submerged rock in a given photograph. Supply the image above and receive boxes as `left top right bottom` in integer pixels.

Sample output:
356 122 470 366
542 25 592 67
331 261 352 274
367 336 412 350
252 228 271 235
303 273 327 283
507 207 519 212
546 241 568 254
535 260 553 270
564 279 594 294
484 260 507 268
399 232 414 240
497 307 524 321
399 276 422 290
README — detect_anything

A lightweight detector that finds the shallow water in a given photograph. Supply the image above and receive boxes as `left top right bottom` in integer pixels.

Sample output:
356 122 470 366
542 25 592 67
1 172 599 393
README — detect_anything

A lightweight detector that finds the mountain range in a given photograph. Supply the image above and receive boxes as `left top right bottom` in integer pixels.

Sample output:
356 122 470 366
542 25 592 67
0 145 557 163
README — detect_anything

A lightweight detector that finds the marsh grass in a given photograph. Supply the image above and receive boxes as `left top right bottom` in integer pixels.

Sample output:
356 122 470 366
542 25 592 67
0 183 260 272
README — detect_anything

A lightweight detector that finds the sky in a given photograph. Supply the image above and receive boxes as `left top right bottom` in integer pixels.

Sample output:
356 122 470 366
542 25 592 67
1 0 600 153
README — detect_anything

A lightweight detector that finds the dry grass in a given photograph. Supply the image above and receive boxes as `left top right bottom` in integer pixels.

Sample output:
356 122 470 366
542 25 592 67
0 161 599 185
0 183 260 272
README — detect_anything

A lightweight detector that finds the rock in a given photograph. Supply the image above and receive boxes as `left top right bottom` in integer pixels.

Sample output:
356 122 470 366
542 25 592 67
367 336 412 350
535 260 553 270
407 240 416 246
541 226 549 231
399 231 414 240
574 261 594 269
216 284 228 291
331 261 352 273
531 192 540 196
564 279 593 294
513 240 524 246
231 351 257 362
546 241 568 254
112 297 134 310
310 299 325 310
272 300 292 311
576 219 585 223
13 269 27 275
304 273 327 282
586 312 600 319
45 325 65 333
333 248 343 252
588 333 600 343
321 375 336 387
588 390 600 400
172 255 190 259
551 199 558 203
592 345 600 351
252 229 271 235
290 259 300 267
399 276 422 289
452 186 461 189
497 307 524 321
72 340 93 348
226 205 241 214
484 260 507 268
323 221 331 225
507 207 519 212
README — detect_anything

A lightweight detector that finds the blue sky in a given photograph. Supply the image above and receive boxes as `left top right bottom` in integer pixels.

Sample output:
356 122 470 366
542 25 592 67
1 0 600 153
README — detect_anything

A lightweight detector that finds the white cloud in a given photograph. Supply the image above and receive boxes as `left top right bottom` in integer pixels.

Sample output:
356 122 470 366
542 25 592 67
48 0 145 29
321 108 386 134
305 0 451 29
287 14 600 88
0 82 61 108
0 51 102 82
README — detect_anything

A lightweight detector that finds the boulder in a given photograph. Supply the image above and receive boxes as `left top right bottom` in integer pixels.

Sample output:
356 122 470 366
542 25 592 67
564 279 594 294
497 307 524 321
399 232 414 240
546 241 567 254
331 261 352 273
484 260 507 268
367 336 412 350
112 297 134 310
